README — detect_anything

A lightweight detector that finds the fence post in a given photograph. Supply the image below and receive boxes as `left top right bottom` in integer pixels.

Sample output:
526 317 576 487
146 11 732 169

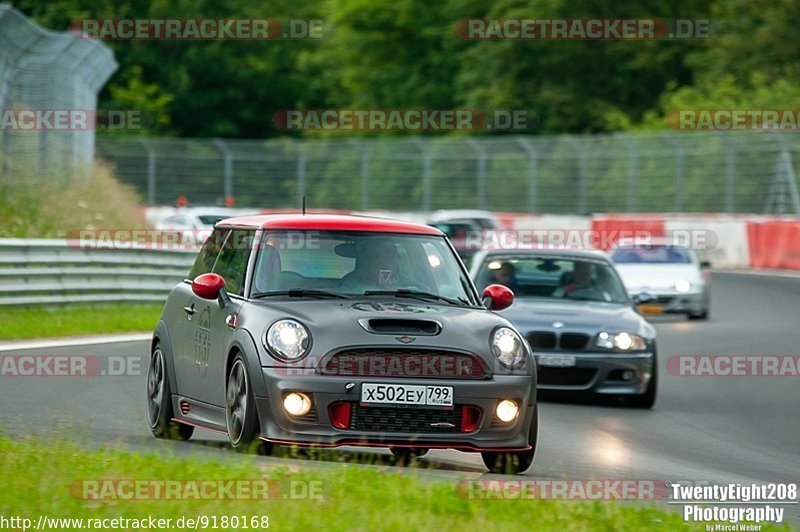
413 139 432 211
663 134 685 212
213 138 233 202
619 134 638 213
139 138 156 205
567 137 589 214
715 132 736 213
295 142 306 206
349 140 369 210
515 136 538 212
467 139 487 209
765 132 800 214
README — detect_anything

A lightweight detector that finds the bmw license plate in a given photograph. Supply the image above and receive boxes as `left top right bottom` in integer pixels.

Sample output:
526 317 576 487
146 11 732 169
537 355 576 367
361 383 453 408
638 303 663 315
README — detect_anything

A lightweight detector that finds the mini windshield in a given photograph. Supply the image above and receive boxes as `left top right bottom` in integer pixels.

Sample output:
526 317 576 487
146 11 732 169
251 231 476 305
611 245 692 264
476 255 629 304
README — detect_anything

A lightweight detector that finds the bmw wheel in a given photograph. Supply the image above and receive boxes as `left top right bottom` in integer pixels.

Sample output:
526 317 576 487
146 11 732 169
626 356 658 409
225 353 259 452
481 404 537 474
147 344 193 440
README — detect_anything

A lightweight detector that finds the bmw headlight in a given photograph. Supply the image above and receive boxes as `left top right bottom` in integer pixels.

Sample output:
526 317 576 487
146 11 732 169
491 327 526 368
265 319 310 361
674 280 691 293
596 331 646 352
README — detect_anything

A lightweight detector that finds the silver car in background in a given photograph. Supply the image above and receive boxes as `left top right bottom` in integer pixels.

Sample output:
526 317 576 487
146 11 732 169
470 248 657 408
611 238 710 320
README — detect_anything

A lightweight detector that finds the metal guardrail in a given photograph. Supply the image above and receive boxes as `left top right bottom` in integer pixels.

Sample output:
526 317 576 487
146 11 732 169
0 239 194 306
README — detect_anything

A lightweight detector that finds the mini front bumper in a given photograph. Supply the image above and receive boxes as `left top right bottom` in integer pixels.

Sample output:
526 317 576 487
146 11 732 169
535 351 654 395
254 369 536 451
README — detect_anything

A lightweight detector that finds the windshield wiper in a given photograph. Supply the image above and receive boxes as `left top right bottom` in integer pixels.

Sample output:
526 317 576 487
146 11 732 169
252 289 349 300
362 289 466 306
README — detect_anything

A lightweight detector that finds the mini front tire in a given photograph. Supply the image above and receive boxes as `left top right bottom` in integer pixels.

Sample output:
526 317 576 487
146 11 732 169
225 353 259 452
481 404 538 474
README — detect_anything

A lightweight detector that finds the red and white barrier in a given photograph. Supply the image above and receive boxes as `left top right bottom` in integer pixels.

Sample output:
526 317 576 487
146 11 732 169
495 213 800 271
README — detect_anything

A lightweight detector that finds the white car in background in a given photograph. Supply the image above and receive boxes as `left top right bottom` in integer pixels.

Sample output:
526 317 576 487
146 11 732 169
152 207 244 248
610 239 710 320
428 209 501 230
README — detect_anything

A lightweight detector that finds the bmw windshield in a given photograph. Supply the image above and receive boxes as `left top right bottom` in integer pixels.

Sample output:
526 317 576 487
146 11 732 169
251 231 477 305
476 255 629 304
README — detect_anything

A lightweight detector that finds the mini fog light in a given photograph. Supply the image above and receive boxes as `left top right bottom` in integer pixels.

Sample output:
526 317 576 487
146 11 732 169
283 392 312 417
495 399 519 423
622 370 636 382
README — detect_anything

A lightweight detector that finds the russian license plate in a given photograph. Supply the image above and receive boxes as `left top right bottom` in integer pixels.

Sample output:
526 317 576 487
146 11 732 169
537 355 577 367
638 303 664 315
361 383 453 407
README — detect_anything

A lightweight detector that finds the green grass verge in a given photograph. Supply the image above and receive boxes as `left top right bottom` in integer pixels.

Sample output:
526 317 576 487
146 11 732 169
0 304 163 341
0 437 705 531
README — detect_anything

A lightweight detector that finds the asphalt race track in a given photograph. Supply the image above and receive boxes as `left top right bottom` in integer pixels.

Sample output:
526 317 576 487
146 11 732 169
1 272 798 523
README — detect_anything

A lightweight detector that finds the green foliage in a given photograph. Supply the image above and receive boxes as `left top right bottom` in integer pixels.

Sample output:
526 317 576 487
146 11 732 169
0 304 162 340
11 0 800 137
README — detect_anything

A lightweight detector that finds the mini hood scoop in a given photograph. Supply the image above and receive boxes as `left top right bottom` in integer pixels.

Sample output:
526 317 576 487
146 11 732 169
360 318 441 336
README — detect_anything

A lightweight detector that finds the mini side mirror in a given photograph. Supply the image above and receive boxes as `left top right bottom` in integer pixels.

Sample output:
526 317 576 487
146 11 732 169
482 284 514 311
192 273 226 300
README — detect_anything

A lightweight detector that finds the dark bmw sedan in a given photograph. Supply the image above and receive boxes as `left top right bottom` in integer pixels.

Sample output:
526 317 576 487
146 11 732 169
470 248 657 408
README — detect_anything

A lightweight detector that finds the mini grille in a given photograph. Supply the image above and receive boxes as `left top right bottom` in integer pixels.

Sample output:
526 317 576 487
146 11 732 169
350 404 461 433
321 349 488 379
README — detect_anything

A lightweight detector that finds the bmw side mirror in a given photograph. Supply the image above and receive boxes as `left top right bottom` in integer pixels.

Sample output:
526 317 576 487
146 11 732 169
699 260 711 269
192 273 229 308
633 292 656 305
482 284 514 311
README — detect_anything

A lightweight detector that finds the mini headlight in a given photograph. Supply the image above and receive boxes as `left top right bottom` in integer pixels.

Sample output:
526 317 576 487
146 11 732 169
265 319 310 361
491 327 525 368
596 331 646 351
675 280 691 293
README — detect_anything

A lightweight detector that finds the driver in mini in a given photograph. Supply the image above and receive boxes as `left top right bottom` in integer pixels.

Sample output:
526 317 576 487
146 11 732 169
340 240 404 292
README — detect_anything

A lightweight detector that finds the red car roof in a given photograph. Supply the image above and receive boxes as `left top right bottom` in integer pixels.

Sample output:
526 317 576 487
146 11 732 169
218 214 443 236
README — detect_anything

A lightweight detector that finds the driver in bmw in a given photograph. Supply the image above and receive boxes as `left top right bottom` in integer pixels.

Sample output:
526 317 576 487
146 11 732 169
554 261 598 298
